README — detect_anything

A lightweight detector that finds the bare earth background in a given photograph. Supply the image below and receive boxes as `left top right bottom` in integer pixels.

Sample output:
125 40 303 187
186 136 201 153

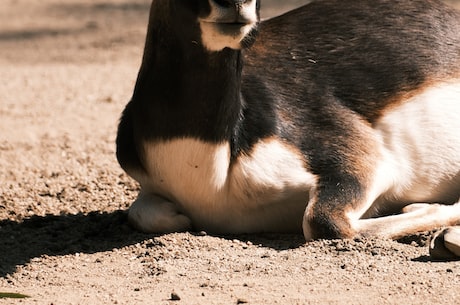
1 0 460 304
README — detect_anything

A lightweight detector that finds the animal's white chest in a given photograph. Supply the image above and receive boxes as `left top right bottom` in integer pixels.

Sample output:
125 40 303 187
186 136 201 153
142 138 231 204
141 137 317 231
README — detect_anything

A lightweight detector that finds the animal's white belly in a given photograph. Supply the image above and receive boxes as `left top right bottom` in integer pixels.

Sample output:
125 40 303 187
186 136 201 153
371 81 460 213
142 137 317 233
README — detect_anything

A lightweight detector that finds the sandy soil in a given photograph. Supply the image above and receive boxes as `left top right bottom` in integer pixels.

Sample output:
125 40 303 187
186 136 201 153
1 0 460 304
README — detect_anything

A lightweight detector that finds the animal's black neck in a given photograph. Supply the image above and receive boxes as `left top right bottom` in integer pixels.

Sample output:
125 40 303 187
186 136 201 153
132 21 244 144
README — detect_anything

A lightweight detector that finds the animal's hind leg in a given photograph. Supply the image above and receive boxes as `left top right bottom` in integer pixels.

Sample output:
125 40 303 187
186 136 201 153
128 192 192 233
353 202 460 240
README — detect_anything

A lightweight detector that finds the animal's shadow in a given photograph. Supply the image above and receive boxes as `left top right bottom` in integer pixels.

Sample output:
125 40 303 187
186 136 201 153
0 211 141 277
0 211 305 277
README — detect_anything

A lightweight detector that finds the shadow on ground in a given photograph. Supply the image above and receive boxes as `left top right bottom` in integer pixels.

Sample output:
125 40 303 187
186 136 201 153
0 211 306 277
0 210 147 277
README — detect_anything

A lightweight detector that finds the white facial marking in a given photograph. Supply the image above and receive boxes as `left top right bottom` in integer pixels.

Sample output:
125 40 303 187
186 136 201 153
199 22 255 51
199 0 258 51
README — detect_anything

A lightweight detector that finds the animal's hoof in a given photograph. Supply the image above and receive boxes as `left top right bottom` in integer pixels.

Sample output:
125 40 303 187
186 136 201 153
128 194 192 234
429 227 460 261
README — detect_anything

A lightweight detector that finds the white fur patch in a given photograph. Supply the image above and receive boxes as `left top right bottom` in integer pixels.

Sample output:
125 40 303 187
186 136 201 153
304 81 460 240
199 0 258 51
350 81 460 222
140 137 316 233
199 22 255 51
128 192 192 233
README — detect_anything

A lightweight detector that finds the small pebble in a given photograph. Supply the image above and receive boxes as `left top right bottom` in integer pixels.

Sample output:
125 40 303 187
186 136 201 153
171 292 181 301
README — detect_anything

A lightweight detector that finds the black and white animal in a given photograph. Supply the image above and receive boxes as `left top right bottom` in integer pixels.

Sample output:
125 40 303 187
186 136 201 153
116 0 460 246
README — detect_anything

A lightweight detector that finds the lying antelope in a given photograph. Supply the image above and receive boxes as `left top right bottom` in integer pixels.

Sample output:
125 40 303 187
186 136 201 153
116 0 460 254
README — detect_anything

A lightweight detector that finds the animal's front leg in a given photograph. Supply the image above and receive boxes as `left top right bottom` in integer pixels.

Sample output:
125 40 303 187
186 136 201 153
304 195 460 242
302 177 366 240
128 192 192 233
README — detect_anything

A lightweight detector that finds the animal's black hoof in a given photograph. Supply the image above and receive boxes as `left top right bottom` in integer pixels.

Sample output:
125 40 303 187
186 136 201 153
429 227 460 261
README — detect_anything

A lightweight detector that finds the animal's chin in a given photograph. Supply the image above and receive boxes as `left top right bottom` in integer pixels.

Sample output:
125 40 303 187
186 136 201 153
199 21 257 51
203 21 254 37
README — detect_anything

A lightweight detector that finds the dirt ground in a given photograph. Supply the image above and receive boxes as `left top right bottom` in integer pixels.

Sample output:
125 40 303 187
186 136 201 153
1 0 460 304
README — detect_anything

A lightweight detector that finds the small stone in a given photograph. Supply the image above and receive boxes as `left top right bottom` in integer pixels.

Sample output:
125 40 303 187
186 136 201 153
237 298 248 304
171 292 181 301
